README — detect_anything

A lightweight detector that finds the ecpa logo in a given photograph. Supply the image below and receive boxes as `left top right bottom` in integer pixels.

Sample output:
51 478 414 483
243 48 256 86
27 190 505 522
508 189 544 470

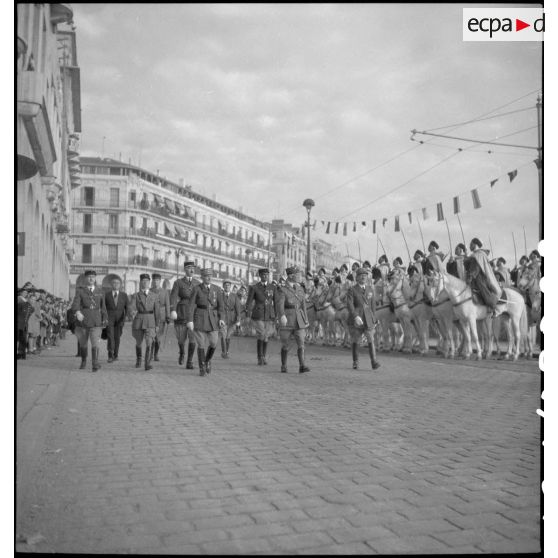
463 8 544 41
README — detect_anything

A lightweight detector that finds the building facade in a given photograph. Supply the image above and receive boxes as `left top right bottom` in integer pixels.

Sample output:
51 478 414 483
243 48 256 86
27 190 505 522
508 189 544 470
69 157 275 294
270 219 317 277
313 238 345 273
17 4 81 298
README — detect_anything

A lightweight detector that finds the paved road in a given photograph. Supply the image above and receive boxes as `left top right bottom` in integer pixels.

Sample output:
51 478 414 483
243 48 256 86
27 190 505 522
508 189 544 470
16 327 541 554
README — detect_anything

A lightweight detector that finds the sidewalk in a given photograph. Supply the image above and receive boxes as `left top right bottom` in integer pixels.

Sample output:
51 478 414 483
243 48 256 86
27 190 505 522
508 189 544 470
16 329 541 554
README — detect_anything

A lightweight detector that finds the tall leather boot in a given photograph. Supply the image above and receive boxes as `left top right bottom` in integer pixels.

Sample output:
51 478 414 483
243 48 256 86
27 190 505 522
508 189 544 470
352 343 359 369
257 339 263 365
280 347 288 373
145 345 153 370
92 347 101 372
178 343 185 365
205 346 216 374
368 342 380 370
79 346 87 370
220 336 227 358
186 343 196 369
261 341 268 365
153 340 160 362
135 346 142 368
297 347 310 373
197 348 206 376
75 340 81 357
225 338 231 358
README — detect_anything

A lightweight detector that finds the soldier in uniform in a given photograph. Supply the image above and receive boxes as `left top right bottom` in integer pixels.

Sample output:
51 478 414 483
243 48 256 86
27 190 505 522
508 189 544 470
71 270 108 372
347 267 380 370
150 273 171 362
170 261 200 369
220 279 241 358
104 276 129 362
129 273 161 370
276 266 310 374
186 268 226 376
245 268 277 365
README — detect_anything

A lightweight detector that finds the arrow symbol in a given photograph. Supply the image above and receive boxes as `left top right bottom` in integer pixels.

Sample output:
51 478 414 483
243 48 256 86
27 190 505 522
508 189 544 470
516 19 530 31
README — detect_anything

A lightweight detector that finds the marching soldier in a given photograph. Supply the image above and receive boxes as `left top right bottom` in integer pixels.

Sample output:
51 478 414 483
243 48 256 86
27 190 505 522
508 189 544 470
347 268 380 371
186 268 226 376
220 279 241 358
150 273 171 361
129 273 161 370
245 268 277 365
276 266 310 373
104 276 129 362
170 261 200 369
71 270 108 372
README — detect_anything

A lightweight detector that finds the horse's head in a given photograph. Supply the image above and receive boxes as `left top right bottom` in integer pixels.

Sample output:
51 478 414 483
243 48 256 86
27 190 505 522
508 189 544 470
464 256 481 283
517 266 537 292
426 271 444 302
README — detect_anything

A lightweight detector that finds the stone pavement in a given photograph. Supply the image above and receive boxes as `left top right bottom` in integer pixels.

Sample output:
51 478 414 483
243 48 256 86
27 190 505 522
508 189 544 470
16 326 541 554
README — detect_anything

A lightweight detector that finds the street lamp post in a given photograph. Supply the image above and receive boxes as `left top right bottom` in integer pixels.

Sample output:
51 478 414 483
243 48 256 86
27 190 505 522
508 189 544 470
302 198 315 275
173 248 185 279
246 248 252 284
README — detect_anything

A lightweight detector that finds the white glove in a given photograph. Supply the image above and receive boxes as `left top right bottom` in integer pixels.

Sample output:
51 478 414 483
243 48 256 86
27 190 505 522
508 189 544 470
76 311 84 322
170 311 178 320
354 316 363 327
280 315 288 327
235 321 241 327
186 321 194 331
219 320 226 329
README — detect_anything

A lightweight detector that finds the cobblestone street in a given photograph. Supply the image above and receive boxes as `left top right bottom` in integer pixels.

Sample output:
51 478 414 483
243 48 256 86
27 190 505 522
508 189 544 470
16 328 541 554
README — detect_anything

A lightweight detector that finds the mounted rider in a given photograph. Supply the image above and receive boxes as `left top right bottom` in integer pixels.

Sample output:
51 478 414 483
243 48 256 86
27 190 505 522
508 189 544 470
446 243 467 281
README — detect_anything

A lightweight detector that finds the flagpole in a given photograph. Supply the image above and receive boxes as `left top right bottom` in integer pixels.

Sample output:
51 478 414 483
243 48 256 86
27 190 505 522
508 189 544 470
512 231 518 267
456 213 466 247
417 218 426 253
378 236 388 262
400 227 411 264
523 226 528 256
375 234 379 264
488 234 495 259
357 240 362 264
444 218 452 258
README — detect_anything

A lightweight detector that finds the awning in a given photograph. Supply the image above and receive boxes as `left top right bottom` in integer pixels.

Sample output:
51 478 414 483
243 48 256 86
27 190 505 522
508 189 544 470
174 225 182 237
174 202 182 214
165 198 174 211
183 206 193 219
153 194 162 206
164 224 171 235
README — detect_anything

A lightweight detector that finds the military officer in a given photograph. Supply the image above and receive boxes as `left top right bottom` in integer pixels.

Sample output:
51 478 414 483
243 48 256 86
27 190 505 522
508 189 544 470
170 261 200 369
129 273 161 370
347 268 380 370
276 266 310 373
71 269 108 372
186 268 226 376
220 279 241 358
245 268 277 365
150 273 171 361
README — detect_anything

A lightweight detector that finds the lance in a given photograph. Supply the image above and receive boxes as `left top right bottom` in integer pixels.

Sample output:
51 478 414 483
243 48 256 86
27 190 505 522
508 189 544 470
456 212 466 247
523 225 528 256
512 231 518 267
400 227 412 264
357 239 362 265
444 218 452 260
417 218 426 253
378 235 389 262
375 234 379 264
488 234 494 258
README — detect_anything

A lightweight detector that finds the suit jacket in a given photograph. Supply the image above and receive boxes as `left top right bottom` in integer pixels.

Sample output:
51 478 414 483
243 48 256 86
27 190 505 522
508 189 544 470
347 283 376 328
186 283 224 332
246 282 277 321
221 291 242 325
129 291 160 330
276 282 309 330
150 287 171 322
170 277 201 323
105 290 129 325
71 286 108 328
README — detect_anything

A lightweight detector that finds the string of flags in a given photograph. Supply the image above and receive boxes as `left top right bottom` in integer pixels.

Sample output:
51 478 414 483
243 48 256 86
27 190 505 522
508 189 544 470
302 161 531 236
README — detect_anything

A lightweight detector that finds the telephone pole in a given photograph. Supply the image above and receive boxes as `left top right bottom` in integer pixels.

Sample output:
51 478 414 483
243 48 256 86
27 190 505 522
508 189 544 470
536 95 543 241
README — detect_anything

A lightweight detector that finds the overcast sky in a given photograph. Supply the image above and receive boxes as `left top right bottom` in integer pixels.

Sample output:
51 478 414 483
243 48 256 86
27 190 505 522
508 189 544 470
73 3 542 265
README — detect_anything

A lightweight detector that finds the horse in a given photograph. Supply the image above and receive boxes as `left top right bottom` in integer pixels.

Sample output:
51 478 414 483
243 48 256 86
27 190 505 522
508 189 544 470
433 267 527 361
314 283 337 346
403 272 434 355
326 280 351 348
371 269 403 352
386 270 417 354
517 266 541 358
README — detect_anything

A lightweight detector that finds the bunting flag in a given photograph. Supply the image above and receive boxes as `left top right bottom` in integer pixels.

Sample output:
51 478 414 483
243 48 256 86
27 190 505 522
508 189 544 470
361 221 367 228
508 169 518 182
471 188 481 209
382 218 387 227
343 222 348 236
394 216 400 232
490 178 498 188
335 222 339 234
436 202 444 222
353 222 357 232
408 212 412 224
326 222 331 234
422 208 429 220
453 196 460 214
312 220 317 230
372 220 376 234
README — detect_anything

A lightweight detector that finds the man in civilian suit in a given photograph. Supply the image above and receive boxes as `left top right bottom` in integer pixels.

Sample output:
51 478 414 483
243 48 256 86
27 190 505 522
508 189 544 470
105 276 129 362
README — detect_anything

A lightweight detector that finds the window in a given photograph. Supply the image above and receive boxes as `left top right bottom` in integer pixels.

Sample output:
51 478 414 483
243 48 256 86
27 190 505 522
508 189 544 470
128 245 136 264
83 187 94 207
108 214 119 234
142 218 147 230
83 213 92 233
110 188 120 207
129 191 136 208
129 216 135 231
154 222 159 234
82 244 92 263
110 167 121 176
108 245 119 264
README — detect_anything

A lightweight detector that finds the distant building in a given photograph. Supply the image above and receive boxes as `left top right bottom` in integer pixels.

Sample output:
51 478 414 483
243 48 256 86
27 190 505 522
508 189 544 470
270 219 317 276
69 157 275 294
313 238 345 273
17 4 81 298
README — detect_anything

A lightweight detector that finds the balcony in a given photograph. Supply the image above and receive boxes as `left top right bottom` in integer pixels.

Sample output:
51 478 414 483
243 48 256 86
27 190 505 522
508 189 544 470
49 3 73 25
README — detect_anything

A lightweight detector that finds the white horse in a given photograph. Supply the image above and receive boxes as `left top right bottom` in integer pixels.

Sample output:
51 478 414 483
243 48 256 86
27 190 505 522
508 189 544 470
314 284 337 346
517 266 541 358
372 272 404 351
434 270 526 361
386 271 417 354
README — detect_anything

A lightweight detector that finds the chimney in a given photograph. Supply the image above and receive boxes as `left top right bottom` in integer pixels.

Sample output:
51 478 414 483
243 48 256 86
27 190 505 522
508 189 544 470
212 193 217 201
119 152 122 161
156 169 160 176
178 178 185 188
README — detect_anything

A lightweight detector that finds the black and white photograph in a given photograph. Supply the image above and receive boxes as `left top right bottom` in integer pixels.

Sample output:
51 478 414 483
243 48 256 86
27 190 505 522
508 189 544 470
16 2 547 555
